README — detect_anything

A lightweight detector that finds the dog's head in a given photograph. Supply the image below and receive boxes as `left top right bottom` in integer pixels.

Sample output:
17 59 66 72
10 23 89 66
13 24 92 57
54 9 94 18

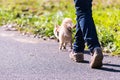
61 18 76 32
53 18 76 39
61 18 73 28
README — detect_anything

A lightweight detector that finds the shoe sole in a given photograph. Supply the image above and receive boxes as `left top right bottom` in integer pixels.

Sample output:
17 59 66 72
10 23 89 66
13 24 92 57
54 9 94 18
90 53 103 68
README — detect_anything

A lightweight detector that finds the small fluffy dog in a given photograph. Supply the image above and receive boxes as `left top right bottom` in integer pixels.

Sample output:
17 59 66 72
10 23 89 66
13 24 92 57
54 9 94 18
54 18 75 50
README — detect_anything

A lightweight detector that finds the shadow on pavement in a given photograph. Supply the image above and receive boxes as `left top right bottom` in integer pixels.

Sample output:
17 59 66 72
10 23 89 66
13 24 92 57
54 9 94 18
104 63 120 68
98 63 120 72
99 67 120 72
83 60 89 63
78 60 89 64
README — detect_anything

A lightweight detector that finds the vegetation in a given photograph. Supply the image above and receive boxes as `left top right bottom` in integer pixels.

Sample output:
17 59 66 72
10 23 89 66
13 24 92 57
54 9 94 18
0 0 120 55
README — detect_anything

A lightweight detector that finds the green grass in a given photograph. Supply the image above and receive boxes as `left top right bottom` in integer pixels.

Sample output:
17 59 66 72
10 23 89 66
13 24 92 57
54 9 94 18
92 0 120 55
0 0 120 55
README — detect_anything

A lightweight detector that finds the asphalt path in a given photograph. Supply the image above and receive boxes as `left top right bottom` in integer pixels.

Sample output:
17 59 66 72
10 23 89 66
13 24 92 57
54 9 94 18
0 27 120 80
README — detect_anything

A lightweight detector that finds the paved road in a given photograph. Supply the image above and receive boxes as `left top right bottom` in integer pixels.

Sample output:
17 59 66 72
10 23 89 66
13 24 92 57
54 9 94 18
0 27 120 80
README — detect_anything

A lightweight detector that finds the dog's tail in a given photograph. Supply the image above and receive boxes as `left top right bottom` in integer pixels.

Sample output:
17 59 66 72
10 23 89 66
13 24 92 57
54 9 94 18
54 25 59 40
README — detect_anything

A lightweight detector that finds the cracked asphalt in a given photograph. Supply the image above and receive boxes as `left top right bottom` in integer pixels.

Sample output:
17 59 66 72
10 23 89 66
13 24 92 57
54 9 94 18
0 27 120 80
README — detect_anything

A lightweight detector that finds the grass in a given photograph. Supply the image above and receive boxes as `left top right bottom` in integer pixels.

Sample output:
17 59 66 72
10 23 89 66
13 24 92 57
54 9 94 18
0 0 120 55
92 0 120 55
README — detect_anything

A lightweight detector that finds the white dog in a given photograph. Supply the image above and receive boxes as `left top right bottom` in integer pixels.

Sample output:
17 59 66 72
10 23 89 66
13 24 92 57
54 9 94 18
54 18 75 50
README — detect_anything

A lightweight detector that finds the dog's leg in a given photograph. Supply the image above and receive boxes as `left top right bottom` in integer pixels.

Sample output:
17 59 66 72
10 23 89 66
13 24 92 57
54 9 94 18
59 42 63 50
67 41 73 52
63 42 67 49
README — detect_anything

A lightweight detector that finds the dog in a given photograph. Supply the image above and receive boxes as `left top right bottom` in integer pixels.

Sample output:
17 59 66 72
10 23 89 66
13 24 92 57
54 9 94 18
54 18 75 50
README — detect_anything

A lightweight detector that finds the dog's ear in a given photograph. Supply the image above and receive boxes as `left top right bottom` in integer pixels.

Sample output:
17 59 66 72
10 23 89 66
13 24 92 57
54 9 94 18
71 24 76 28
